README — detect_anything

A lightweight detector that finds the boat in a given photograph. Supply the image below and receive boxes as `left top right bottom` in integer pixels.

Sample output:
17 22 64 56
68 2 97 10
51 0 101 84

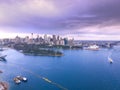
14 78 21 84
42 77 51 83
108 56 113 64
14 76 27 84
0 47 6 51
0 48 3 51
22 77 27 82
16 76 23 80
16 76 27 81
0 55 7 61
0 70 3 73
0 55 7 59
86 45 99 51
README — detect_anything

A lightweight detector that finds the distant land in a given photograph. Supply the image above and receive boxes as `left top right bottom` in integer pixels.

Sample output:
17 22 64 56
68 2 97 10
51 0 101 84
0 34 120 57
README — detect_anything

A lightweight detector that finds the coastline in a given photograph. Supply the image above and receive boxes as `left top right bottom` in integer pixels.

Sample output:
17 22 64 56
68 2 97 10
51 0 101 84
23 53 64 57
0 70 9 90
0 82 9 90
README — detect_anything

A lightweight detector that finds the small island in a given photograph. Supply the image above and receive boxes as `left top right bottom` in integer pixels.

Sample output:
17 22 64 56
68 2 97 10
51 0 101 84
13 44 63 57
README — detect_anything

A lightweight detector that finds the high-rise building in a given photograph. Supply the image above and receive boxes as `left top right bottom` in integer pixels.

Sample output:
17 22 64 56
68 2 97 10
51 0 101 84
53 35 57 45
68 38 74 46
47 36 51 44
24 36 29 43
64 38 68 45
29 33 34 44
15 36 21 43
59 39 65 45
31 33 33 39
57 36 60 40
44 34 48 41
35 35 40 42
37 34 39 38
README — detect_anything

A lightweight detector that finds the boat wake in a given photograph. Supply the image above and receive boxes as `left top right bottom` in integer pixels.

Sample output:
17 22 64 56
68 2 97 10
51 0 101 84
108 52 113 64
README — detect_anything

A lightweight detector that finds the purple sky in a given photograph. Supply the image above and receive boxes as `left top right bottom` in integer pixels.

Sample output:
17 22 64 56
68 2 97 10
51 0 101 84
0 0 120 40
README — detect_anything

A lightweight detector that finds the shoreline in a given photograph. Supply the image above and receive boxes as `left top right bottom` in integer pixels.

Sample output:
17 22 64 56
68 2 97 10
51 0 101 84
0 82 9 90
0 70 9 90
23 53 64 57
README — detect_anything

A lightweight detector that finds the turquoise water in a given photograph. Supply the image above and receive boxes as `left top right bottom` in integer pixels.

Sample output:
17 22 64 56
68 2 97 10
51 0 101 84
0 47 120 90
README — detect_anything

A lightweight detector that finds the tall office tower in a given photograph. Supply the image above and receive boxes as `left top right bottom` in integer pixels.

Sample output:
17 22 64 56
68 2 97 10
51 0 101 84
25 36 29 43
37 34 39 38
64 38 69 45
31 33 33 39
36 34 40 42
57 35 60 40
52 35 57 45
68 38 74 46
44 34 48 41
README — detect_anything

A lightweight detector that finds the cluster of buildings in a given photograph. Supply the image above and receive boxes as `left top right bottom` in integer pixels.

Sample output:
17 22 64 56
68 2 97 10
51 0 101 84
0 33 74 46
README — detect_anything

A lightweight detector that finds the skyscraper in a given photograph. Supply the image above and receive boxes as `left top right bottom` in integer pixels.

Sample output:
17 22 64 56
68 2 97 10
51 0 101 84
44 34 48 41
53 35 57 45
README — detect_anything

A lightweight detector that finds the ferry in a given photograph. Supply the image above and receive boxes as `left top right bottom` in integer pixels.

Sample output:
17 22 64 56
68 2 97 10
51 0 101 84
42 77 51 83
86 45 99 51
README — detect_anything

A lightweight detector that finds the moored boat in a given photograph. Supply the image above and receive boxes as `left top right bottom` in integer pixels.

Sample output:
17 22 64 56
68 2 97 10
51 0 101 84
13 76 28 84
0 70 3 73
22 77 27 82
14 78 21 84
0 55 7 59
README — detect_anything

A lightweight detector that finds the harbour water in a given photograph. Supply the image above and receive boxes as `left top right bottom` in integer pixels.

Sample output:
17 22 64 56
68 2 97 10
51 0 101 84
1 46 120 90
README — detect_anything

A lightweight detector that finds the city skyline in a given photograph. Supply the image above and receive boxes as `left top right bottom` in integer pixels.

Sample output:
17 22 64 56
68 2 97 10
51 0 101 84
0 32 120 41
0 0 120 40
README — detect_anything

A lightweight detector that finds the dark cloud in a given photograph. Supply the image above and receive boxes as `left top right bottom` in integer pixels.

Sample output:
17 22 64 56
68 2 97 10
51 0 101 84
0 0 120 35
53 0 120 32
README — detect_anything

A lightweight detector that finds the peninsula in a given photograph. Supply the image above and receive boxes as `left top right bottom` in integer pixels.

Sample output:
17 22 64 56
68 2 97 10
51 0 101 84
13 43 63 57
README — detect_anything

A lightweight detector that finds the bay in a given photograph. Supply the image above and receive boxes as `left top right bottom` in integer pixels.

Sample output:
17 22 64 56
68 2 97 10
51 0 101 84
0 47 120 90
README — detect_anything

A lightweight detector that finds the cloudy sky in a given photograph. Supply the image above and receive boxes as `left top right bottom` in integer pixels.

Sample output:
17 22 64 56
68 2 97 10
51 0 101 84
0 0 120 40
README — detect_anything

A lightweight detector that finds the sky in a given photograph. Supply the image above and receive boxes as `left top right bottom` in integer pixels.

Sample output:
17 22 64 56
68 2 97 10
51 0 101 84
0 0 120 40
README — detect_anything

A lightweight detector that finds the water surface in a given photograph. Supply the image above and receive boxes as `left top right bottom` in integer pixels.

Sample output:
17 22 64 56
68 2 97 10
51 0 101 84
0 47 120 90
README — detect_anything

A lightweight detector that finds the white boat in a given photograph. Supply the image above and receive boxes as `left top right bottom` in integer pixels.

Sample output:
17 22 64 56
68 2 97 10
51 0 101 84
0 55 7 58
14 78 21 84
42 77 51 83
86 45 99 50
0 55 7 60
108 56 113 64
22 77 27 82
0 48 3 51
15 76 27 82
